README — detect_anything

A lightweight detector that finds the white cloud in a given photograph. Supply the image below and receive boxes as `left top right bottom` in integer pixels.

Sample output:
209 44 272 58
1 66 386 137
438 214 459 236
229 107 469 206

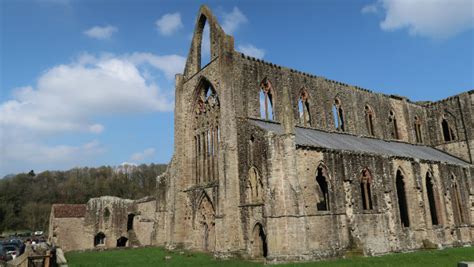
362 0 474 39
130 148 156 162
84 25 118 40
237 44 265 59
155 12 183 36
1 53 175 134
221 7 247 34
0 52 185 175
126 52 186 80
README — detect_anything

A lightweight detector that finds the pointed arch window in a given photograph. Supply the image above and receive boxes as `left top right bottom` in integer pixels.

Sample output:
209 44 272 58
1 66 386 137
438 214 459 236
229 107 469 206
194 79 220 184
441 115 456 142
360 169 373 210
332 98 345 131
414 116 423 143
247 167 264 203
197 15 211 70
365 105 375 136
396 169 410 227
260 78 275 120
389 110 399 139
451 175 465 226
425 172 439 226
316 165 330 211
298 88 311 127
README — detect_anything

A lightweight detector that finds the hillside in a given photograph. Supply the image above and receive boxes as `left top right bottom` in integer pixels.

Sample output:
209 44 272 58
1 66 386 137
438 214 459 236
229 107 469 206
0 163 167 233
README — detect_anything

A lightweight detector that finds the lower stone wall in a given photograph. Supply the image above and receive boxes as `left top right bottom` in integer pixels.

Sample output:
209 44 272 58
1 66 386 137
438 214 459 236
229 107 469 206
51 217 91 252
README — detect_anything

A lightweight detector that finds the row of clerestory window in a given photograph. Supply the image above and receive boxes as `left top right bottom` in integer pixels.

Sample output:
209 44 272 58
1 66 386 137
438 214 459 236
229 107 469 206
257 78 457 143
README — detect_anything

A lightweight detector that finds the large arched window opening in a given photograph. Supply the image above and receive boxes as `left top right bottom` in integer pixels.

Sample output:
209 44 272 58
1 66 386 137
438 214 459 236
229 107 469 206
425 172 439 226
365 105 375 136
332 98 344 131
298 88 311 127
197 15 211 70
94 232 106 247
360 169 373 210
251 223 268 258
260 78 275 120
389 110 399 140
396 169 410 227
414 116 423 143
451 175 465 226
193 79 220 185
441 115 456 142
316 165 330 211
247 167 264 203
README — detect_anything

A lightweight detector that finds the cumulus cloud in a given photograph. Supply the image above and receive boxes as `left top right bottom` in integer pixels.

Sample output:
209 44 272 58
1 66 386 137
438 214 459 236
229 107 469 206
155 12 183 36
130 148 156 162
84 25 118 40
1 54 176 134
237 44 265 59
362 0 474 39
0 52 185 175
126 52 186 80
221 7 247 34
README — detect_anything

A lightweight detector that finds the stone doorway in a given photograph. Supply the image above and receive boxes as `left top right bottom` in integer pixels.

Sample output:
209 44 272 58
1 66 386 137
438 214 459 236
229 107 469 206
251 223 268 258
116 236 128 247
198 194 216 251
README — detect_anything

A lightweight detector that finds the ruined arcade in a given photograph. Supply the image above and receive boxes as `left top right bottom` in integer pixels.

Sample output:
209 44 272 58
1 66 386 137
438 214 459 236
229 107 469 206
49 5 474 263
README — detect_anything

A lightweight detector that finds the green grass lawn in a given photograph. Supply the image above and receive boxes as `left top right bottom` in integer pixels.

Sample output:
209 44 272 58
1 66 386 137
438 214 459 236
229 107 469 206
66 246 474 267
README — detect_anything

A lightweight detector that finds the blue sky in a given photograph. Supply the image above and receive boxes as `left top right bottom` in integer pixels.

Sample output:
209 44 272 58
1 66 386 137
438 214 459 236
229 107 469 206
1 0 473 176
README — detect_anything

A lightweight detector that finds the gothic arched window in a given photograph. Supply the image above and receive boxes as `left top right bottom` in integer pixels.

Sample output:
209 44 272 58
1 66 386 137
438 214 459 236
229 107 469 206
332 98 344 131
365 105 375 136
414 116 423 143
193 79 220 184
260 78 275 120
316 165 330 211
360 169 373 210
425 172 439 226
389 110 399 140
298 88 311 127
441 114 456 142
396 169 410 227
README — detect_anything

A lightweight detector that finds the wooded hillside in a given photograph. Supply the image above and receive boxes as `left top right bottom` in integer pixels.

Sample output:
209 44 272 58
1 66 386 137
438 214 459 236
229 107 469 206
0 164 167 233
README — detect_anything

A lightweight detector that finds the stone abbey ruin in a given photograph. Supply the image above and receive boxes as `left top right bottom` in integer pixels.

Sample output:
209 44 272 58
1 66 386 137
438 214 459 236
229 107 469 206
49 5 474 263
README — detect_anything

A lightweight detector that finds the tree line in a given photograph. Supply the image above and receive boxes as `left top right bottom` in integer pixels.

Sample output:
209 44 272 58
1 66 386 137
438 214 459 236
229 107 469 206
0 164 167 234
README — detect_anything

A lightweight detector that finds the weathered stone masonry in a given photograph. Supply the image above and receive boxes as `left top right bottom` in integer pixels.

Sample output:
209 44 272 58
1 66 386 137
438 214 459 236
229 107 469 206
49 5 473 263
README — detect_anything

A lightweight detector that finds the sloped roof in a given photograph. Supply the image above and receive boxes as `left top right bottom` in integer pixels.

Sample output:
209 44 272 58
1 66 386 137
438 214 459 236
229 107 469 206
52 204 87 218
250 119 469 166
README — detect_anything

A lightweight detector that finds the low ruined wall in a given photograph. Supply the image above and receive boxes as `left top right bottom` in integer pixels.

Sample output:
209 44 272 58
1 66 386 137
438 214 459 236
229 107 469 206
51 217 91 252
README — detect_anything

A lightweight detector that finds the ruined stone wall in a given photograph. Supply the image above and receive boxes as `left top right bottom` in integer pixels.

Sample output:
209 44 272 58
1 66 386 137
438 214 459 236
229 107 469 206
49 217 90 252
231 53 474 160
236 117 472 261
426 91 474 163
163 5 245 255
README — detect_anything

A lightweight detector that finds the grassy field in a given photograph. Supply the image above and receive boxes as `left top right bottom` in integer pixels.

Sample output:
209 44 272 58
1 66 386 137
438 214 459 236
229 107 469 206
66 246 474 267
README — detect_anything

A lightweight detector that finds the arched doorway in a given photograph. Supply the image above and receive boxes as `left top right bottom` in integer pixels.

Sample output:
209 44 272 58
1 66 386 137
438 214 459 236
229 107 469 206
197 194 216 252
116 236 128 247
251 223 268 258
127 213 135 231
